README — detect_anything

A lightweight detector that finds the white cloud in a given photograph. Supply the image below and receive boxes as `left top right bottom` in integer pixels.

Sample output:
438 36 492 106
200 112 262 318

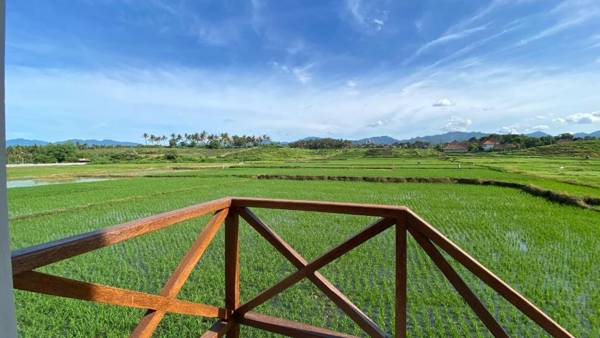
442 116 472 132
562 111 600 124
367 120 384 128
499 125 520 134
530 124 549 130
433 98 454 107
372 18 385 31
346 80 358 88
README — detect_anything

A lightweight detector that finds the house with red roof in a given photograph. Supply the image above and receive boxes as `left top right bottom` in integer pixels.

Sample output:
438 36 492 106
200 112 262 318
442 141 469 153
481 139 498 151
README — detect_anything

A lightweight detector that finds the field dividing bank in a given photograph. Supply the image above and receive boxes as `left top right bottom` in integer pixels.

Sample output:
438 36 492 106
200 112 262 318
458 155 600 188
251 174 600 210
6 162 235 180
9 176 599 337
143 164 600 201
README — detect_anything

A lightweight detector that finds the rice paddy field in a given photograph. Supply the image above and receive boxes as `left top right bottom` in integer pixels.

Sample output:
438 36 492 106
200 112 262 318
7 153 600 337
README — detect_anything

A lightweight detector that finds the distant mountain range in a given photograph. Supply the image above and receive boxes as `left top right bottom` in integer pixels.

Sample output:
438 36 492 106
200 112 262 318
7 138 139 147
353 136 400 145
574 130 600 138
6 138 49 146
398 131 490 145
7 130 600 147
295 130 598 145
526 131 551 138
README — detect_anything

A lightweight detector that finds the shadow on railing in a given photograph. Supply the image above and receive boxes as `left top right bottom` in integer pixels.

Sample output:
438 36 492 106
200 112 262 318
11 197 573 337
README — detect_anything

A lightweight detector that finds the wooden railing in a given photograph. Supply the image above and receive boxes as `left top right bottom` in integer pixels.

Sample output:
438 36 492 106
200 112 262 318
10 197 573 337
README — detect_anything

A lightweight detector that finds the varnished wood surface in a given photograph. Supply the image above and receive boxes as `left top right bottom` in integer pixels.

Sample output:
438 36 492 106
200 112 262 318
131 208 229 338
239 207 387 338
12 198 231 275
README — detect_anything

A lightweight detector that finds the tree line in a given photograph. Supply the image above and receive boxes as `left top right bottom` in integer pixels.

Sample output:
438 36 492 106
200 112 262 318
439 133 594 152
288 134 598 150
142 132 271 148
288 138 353 149
8 143 79 164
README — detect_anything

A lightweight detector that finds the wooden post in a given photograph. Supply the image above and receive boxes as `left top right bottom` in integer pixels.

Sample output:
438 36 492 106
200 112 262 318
225 209 240 338
395 222 407 338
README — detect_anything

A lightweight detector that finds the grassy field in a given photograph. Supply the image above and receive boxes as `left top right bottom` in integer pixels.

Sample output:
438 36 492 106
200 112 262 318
7 153 600 337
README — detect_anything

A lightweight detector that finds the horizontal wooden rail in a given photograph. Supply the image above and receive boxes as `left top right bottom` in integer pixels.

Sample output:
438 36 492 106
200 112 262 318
10 197 573 337
13 271 226 318
231 197 407 217
200 320 235 338
12 197 231 275
239 312 359 338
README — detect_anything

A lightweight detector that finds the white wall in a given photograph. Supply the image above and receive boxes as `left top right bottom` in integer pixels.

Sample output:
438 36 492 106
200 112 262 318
0 0 18 336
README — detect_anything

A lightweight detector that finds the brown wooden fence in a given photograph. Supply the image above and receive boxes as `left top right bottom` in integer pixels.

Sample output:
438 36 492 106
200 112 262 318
11 197 573 337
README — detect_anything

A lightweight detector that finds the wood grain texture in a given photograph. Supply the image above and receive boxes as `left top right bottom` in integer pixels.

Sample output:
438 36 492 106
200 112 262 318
231 197 407 217
409 227 508 337
406 210 573 338
235 217 395 315
240 312 359 338
224 209 240 338
12 198 231 275
13 271 225 317
131 208 229 338
239 207 387 338
200 320 234 338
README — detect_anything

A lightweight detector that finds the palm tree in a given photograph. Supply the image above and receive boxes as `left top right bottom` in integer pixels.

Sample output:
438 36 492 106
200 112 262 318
143 133 149 145
220 133 230 147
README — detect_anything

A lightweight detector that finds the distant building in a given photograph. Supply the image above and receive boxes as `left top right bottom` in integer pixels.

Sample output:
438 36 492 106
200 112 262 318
442 141 469 153
481 139 497 151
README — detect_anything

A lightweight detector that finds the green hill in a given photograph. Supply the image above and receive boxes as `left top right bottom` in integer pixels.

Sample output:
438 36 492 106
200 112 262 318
518 140 600 157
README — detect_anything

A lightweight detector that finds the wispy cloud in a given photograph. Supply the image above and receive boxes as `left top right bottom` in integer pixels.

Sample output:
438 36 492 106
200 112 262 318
7 0 600 141
7 59 600 141
292 64 314 84
345 0 389 33
270 61 315 85
444 0 503 35
517 1 600 46
404 25 488 65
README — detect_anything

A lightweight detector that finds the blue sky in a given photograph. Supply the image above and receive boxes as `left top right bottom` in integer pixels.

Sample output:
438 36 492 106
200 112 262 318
6 0 600 142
